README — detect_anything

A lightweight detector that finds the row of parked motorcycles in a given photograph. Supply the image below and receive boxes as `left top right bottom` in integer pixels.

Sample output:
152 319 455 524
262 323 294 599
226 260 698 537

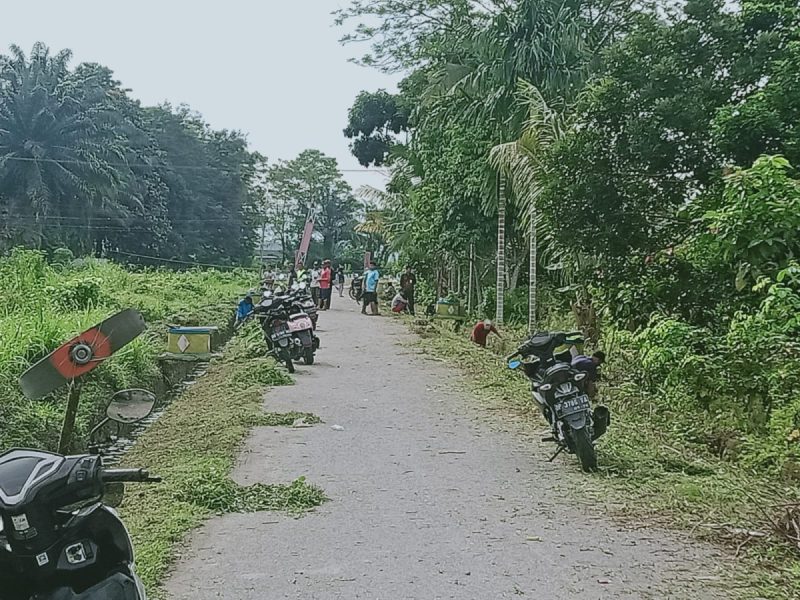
250 281 321 373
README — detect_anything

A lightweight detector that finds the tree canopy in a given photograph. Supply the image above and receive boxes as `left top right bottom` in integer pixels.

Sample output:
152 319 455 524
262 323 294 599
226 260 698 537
0 43 259 265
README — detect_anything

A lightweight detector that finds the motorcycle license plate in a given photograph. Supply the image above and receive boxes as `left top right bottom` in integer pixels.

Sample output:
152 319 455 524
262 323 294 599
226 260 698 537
556 395 590 418
288 317 313 332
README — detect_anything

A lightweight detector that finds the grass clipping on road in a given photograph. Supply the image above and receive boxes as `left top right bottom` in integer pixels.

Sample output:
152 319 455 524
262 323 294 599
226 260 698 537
408 317 800 600
118 336 326 595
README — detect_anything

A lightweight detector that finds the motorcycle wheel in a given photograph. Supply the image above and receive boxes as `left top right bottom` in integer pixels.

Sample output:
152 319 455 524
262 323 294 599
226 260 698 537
572 427 598 473
285 358 295 373
303 348 315 365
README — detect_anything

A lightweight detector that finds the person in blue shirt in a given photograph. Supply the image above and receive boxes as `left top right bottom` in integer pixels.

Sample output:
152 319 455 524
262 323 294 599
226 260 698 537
235 295 254 327
361 261 380 315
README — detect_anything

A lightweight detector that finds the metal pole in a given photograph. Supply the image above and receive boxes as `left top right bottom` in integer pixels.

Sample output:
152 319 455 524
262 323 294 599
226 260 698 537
529 205 537 334
467 242 475 314
58 381 83 454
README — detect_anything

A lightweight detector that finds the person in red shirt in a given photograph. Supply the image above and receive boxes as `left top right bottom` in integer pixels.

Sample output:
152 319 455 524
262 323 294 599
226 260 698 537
471 319 501 347
318 259 332 310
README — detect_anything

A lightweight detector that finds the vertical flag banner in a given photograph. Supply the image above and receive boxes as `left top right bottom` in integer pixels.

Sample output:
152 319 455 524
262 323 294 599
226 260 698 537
296 212 315 268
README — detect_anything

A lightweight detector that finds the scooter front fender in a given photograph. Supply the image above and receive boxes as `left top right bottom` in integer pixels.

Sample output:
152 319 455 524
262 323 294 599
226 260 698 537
562 411 588 431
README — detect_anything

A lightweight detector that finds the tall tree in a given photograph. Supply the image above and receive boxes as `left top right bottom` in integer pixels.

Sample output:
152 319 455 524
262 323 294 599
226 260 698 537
344 90 409 167
266 150 361 263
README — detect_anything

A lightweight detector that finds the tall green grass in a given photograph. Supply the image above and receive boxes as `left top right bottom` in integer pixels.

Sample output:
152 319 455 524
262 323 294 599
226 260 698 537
0 248 253 450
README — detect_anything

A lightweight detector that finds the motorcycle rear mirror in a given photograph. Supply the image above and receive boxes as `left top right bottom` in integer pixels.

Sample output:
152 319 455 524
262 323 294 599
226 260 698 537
508 360 522 370
106 389 156 424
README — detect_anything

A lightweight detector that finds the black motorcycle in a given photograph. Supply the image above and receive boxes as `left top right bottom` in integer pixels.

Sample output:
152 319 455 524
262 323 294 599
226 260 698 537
0 390 161 599
289 282 319 330
254 292 318 372
507 331 610 472
349 274 363 303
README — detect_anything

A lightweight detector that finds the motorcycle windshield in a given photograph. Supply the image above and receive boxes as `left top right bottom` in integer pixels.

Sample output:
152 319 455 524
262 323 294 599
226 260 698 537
0 450 64 507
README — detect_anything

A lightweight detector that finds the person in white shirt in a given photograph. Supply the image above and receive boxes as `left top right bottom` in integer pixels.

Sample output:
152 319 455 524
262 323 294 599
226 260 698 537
309 260 321 305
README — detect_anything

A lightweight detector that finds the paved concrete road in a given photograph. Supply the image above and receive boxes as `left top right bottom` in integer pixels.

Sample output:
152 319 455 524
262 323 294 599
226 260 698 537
166 300 727 599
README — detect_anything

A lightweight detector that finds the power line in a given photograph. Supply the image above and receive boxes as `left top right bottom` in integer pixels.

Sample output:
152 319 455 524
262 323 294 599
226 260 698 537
106 249 247 270
0 154 390 175
3 215 250 224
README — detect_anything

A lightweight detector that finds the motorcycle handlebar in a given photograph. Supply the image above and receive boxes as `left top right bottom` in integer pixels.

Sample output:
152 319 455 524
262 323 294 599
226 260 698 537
102 468 162 483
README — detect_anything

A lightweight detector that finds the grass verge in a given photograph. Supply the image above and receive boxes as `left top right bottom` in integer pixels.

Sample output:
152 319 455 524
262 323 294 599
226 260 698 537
406 316 800 600
118 336 326 598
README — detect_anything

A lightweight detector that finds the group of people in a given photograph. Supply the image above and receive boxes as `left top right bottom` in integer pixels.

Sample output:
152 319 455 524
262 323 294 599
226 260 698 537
291 260 346 310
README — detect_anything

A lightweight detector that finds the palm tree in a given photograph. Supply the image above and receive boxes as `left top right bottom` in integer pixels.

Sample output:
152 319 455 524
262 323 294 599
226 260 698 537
490 83 567 331
0 43 129 252
495 174 506 324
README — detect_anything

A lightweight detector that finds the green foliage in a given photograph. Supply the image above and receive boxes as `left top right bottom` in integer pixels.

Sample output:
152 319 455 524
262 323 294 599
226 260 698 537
344 90 409 166
0 248 253 450
479 286 529 325
692 156 800 285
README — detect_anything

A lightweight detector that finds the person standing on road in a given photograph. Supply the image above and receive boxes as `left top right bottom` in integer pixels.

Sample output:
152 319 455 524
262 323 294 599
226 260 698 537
399 265 417 315
309 260 321 306
336 266 346 297
470 319 501 348
319 259 333 310
362 261 380 315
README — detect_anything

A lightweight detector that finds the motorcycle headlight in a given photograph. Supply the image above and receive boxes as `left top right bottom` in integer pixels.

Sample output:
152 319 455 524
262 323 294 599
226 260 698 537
574 372 586 382
539 383 552 392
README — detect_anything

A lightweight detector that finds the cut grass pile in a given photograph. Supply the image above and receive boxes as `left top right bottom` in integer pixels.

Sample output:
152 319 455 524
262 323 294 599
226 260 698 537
119 339 326 597
409 317 800 600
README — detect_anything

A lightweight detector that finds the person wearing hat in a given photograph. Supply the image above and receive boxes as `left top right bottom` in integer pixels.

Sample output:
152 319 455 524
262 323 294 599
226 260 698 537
319 259 333 310
470 318 501 348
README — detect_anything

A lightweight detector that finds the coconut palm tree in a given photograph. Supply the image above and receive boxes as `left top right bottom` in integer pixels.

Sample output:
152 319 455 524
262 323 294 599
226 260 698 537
490 83 566 331
0 43 129 251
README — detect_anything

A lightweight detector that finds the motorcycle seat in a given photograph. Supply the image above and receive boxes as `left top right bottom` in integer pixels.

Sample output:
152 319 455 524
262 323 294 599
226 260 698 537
528 333 555 348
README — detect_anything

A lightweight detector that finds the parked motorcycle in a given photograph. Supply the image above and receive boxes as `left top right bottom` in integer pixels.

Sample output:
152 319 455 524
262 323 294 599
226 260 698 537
349 274 363 303
254 292 318 372
289 282 318 330
0 390 161 599
506 331 610 472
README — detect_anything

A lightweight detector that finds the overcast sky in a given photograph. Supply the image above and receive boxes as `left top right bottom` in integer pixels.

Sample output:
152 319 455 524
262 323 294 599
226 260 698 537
0 0 398 189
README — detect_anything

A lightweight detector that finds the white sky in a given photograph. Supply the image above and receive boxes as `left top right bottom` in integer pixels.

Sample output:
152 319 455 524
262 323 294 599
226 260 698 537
0 0 399 189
